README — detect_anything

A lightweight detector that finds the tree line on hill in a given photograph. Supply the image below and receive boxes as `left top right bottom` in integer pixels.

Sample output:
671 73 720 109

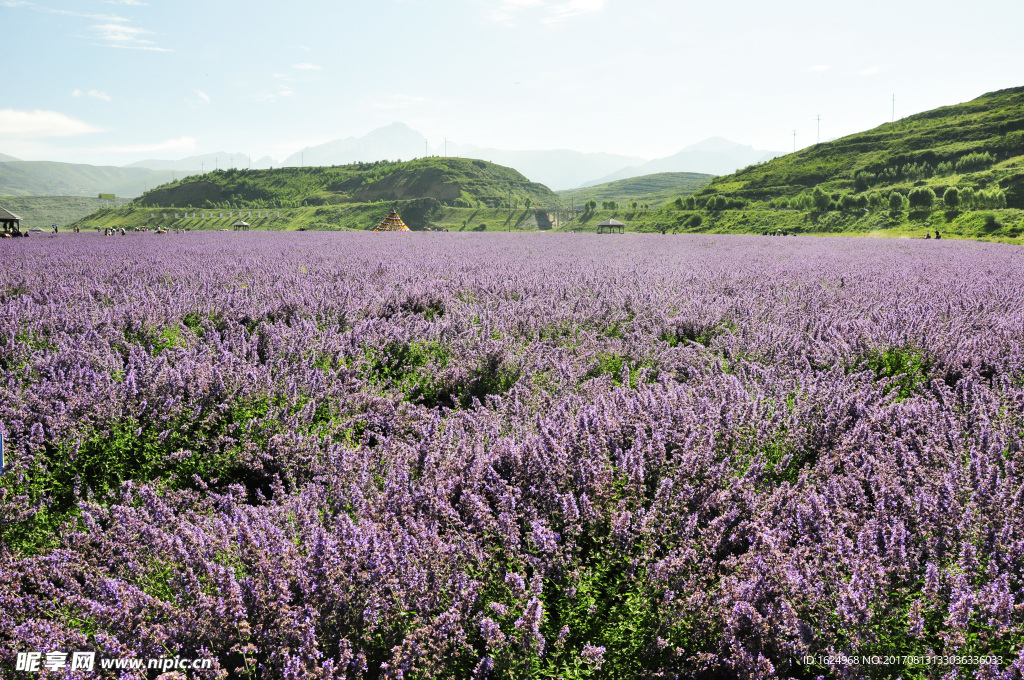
853 151 996 190
673 184 1007 215
580 200 652 212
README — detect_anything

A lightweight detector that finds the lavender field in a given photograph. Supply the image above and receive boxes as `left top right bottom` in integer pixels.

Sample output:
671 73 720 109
2 232 1024 680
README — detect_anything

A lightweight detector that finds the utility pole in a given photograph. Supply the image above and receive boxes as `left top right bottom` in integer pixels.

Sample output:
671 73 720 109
444 137 447 158
892 94 895 124
230 155 233 169
793 130 797 153
201 162 204 175
302 152 304 167
508 189 512 232
426 140 429 158
817 114 821 144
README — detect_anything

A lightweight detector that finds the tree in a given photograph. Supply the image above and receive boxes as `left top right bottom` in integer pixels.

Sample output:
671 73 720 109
943 187 960 210
959 187 975 209
889 191 906 213
812 186 832 213
908 186 936 211
705 195 726 211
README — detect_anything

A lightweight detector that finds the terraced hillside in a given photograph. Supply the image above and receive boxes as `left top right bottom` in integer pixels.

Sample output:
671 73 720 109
136 157 560 210
699 85 1024 207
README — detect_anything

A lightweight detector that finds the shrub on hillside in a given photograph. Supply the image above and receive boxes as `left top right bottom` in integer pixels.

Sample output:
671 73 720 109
955 151 996 173
943 186 960 210
908 186 936 211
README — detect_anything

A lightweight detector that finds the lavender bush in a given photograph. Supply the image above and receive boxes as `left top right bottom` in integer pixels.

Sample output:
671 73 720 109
1 232 1023 679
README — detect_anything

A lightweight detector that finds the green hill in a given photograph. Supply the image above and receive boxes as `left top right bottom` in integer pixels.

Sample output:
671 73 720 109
0 161 183 197
698 85 1024 207
557 172 713 208
0 195 131 230
611 86 1024 242
136 157 560 210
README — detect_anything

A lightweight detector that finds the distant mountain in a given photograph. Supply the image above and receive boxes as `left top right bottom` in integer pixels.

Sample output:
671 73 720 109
0 161 190 198
441 144 645 192
116 127 781 192
557 172 714 207
278 123 643 190
580 137 785 186
0 152 21 162
127 152 276 172
282 123 426 168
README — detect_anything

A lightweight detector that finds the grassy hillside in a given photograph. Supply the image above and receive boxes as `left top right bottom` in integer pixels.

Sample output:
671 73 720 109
697 85 1024 207
582 86 1023 243
71 199 552 233
136 157 561 210
0 195 131 230
584 207 1024 241
556 172 713 207
0 161 184 197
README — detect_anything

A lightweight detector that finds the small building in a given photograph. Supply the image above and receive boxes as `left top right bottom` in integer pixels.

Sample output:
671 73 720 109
374 209 410 232
597 218 625 234
0 206 23 236
232 220 250 231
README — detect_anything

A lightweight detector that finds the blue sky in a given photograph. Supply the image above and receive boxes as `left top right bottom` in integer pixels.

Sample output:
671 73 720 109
2 0 1023 165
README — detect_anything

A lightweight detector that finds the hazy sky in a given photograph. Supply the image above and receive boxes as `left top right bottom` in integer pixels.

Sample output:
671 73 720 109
3 0 1023 166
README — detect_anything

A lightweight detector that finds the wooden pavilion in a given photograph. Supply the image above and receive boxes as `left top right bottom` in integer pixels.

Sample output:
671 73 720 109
232 220 250 231
0 206 23 236
597 218 625 234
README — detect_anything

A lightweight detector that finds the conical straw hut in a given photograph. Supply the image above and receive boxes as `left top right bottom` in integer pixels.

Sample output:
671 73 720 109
374 208 410 232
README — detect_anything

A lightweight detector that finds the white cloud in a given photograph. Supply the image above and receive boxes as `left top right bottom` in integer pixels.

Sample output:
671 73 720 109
106 0 147 5
487 0 604 25
256 73 300 103
292 63 322 70
859 66 880 76
0 109 104 137
101 136 197 153
91 22 170 51
543 0 604 23
195 90 211 104
807 65 829 72
72 89 113 101
255 87 296 103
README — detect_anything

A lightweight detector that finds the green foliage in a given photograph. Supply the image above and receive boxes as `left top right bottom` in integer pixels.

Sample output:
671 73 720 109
693 86 1024 209
955 151 996 173
889 191 908 213
812 186 832 213
943 186 960 210
134 158 560 211
855 346 931 400
908 186 936 211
